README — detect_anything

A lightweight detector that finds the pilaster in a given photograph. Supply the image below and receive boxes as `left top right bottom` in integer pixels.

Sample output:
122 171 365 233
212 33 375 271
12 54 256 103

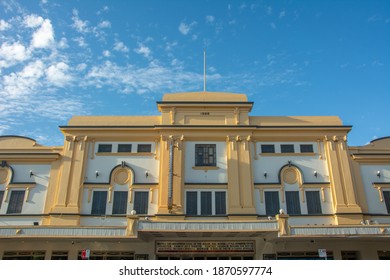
324 135 362 224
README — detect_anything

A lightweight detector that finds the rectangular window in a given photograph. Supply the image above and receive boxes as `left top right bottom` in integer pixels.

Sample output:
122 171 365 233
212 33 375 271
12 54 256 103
0 190 4 209
98 144 112 153
306 191 322 214
51 251 69 260
201 191 212 215
118 144 132 153
133 191 149 214
300 144 314 153
137 144 152 153
341 251 359 260
281 144 294 153
186 192 198 215
112 191 128 214
2 251 45 260
265 191 280 216
215 191 226 215
286 191 301 215
91 191 107 215
261 144 275 153
186 191 198 215
383 191 390 214
6 190 25 214
195 144 216 166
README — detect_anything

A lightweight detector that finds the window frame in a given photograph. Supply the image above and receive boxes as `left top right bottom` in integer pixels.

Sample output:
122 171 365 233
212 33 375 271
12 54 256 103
137 144 152 153
133 191 149 215
306 190 322 215
285 191 301 215
97 144 112 153
117 144 132 153
261 144 275 153
185 190 227 216
6 190 25 214
0 190 4 210
91 191 108 215
112 191 128 215
265 191 280 216
195 144 217 167
281 144 295 153
300 144 314 153
383 191 390 214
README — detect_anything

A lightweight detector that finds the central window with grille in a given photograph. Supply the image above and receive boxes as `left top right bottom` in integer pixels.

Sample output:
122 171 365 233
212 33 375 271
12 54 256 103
195 144 217 166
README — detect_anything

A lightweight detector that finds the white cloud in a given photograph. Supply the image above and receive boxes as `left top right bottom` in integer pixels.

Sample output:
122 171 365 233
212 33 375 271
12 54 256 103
0 19 11 31
46 62 72 87
134 43 151 59
31 19 54 48
97 6 109 15
206 15 215 24
178 21 196 35
113 41 129 53
98 20 111 28
279 11 286 18
74 37 87 48
103 50 110 57
83 60 221 95
0 41 30 68
76 63 87 72
165 41 178 51
71 9 89 33
58 37 69 49
1 60 45 98
24 14 44 28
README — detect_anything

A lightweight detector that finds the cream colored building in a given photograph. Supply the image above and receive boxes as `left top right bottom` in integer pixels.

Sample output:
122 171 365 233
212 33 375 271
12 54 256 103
0 91 389 260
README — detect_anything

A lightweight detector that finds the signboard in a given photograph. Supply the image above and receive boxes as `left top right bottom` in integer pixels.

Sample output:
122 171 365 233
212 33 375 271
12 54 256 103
156 241 255 255
318 249 327 258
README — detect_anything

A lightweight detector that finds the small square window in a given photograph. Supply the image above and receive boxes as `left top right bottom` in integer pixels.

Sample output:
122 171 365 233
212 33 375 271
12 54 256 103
118 144 132 153
137 144 152 153
195 144 216 166
98 144 112 153
281 144 294 153
300 144 314 153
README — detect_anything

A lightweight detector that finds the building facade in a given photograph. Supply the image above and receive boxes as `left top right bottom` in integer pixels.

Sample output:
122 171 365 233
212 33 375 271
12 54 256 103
0 91 389 260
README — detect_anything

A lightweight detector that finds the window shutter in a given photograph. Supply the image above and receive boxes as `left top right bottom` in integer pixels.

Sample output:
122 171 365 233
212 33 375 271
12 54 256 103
286 191 301 215
265 191 280 216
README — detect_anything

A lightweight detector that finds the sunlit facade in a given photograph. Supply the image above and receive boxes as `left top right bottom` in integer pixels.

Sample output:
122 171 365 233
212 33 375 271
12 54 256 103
0 91 389 260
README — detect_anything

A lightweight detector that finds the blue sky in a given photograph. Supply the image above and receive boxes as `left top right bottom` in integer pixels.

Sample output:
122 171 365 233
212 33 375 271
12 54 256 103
0 0 389 146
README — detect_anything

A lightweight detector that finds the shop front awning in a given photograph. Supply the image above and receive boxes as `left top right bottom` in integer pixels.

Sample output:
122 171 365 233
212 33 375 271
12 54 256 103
290 225 390 237
137 220 279 238
0 226 129 238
